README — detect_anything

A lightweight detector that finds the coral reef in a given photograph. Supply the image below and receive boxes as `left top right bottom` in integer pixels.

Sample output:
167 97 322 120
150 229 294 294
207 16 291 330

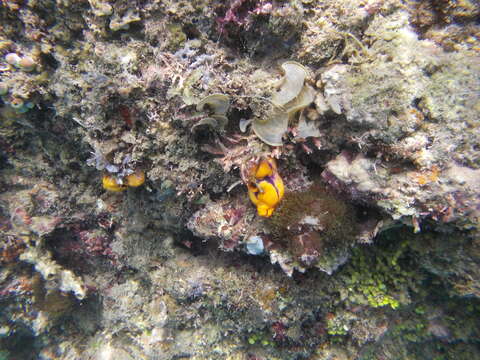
0 0 479 359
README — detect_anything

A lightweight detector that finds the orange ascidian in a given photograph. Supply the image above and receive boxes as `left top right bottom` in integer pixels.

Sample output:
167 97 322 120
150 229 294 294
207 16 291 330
125 170 145 187
102 175 127 192
247 157 285 217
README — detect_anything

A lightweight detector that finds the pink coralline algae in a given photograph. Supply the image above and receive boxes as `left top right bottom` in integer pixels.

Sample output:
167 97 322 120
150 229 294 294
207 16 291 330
78 230 115 258
53 225 117 269
216 0 272 34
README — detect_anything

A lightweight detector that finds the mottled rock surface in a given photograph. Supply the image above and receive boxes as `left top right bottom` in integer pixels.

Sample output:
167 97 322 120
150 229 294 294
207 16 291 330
0 0 479 359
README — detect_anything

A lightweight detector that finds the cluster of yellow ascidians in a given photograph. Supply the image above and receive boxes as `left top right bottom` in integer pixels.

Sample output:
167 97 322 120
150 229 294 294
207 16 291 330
102 157 284 218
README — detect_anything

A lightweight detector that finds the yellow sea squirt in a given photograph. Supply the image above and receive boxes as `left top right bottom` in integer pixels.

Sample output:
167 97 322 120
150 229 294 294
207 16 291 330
126 170 145 187
247 157 285 217
102 175 127 192
102 170 145 192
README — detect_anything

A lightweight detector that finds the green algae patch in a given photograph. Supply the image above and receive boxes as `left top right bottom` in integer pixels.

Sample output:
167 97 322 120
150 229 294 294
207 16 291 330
166 23 187 51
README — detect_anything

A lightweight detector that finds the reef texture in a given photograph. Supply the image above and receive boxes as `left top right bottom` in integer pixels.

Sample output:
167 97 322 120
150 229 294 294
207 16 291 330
1 0 479 359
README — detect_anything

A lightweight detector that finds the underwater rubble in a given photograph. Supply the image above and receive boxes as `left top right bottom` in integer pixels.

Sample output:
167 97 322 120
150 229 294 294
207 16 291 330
0 0 479 359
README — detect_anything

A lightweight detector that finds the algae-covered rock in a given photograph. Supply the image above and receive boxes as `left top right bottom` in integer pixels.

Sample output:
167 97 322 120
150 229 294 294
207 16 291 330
88 0 112 16
109 10 141 31
1 0 480 359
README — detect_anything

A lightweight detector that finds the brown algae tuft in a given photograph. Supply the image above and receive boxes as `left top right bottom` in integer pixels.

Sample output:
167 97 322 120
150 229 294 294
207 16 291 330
269 184 357 267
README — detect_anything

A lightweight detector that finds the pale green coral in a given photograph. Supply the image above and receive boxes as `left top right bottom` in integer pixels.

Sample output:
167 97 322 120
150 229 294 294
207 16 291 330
341 233 419 310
